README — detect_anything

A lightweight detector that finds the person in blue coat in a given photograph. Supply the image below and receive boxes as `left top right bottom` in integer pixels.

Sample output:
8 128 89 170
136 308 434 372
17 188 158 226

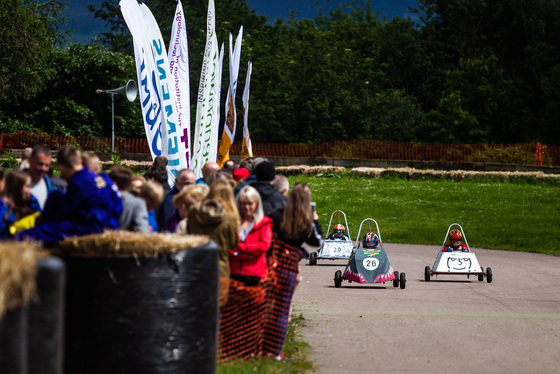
16 146 122 245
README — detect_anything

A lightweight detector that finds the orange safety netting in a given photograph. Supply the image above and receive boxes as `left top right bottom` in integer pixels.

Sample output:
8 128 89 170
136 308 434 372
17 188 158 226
1 131 559 166
230 140 560 166
218 239 302 361
0 131 149 154
218 278 267 361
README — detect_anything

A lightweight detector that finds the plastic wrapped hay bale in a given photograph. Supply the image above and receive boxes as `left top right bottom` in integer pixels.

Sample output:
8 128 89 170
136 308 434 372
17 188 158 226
55 231 219 374
0 242 43 374
28 256 66 374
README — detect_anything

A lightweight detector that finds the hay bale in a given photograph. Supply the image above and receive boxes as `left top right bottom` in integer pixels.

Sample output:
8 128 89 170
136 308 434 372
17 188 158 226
0 242 46 319
55 230 211 257
275 164 560 182
276 165 310 176
0 242 48 374
28 257 66 374
349 167 384 177
59 231 220 374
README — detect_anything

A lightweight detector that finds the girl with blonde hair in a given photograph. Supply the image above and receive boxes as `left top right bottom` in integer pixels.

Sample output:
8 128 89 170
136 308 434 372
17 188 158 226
170 184 209 234
207 182 240 231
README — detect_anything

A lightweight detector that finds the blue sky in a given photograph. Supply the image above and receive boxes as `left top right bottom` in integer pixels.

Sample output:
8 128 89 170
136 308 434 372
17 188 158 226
63 0 417 44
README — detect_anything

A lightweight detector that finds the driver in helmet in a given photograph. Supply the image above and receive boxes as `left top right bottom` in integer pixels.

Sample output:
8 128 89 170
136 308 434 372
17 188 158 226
444 229 470 252
328 224 350 240
362 232 380 249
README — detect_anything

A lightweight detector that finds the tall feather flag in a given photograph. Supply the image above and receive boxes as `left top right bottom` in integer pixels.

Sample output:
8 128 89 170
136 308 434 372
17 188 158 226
216 27 243 167
120 0 189 187
241 61 253 158
215 42 225 162
168 0 191 169
191 0 221 179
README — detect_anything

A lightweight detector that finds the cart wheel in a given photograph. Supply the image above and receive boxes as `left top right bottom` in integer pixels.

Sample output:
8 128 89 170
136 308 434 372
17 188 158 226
309 252 317 266
486 267 493 283
393 271 400 287
478 272 484 282
424 266 431 282
334 270 342 288
400 272 406 289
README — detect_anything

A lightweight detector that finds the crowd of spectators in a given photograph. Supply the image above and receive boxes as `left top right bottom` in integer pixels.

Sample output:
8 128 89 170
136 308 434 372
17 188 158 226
0 146 323 362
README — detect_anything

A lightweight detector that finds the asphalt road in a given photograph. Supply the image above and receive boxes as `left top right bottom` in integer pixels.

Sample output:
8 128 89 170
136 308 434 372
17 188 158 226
292 244 560 374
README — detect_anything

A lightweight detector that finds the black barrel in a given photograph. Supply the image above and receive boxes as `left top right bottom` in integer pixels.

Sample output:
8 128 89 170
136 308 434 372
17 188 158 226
28 257 66 374
0 307 28 374
63 241 219 374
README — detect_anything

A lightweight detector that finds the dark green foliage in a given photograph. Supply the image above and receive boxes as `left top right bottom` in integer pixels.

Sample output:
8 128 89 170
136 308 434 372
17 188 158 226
2 0 560 146
2 43 140 138
0 0 68 105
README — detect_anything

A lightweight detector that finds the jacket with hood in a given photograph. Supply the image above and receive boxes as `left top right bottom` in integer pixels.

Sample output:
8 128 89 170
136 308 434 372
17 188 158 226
187 199 239 306
252 181 287 218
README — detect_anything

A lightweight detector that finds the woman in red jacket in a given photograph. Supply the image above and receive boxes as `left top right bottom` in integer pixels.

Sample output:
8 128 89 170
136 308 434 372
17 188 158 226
230 185 273 284
219 185 273 361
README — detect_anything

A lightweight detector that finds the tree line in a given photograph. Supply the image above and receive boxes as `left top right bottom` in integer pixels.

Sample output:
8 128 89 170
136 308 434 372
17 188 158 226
1 0 560 146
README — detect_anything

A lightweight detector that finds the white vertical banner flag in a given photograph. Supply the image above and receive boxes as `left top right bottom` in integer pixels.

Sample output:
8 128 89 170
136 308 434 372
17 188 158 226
191 0 220 179
214 42 225 161
217 27 243 167
120 0 188 187
241 61 253 158
120 0 163 165
139 4 186 187
168 0 191 169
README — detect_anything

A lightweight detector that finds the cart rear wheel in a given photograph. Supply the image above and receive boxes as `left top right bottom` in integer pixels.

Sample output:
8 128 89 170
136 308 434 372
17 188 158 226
334 270 342 288
486 267 493 283
393 271 400 287
478 272 484 281
309 252 317 266
400 272 406 289
424 266 431 282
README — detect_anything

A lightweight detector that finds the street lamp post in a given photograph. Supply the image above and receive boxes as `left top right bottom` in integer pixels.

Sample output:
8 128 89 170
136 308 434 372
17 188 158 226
96 80 138 153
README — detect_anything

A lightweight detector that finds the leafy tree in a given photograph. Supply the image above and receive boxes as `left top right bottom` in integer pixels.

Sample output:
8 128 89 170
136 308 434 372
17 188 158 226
370 89 422 141
421 91 479 144
6 43 141 138
0 0 68 105
420 56 531 144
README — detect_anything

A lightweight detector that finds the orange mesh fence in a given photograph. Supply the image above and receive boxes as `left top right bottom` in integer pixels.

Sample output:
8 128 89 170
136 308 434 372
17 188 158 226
230 140 560 166
2 131 559 166
218 239 302 361
0 131 149 153
218 278 267 361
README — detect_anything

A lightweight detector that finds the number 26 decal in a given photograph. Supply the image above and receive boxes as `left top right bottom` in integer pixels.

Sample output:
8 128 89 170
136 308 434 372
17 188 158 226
363 258 379 270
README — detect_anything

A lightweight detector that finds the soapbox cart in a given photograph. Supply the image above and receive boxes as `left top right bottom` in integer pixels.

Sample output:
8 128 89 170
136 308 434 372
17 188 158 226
424 223 493 283
309 210 354 266
334 218 406 289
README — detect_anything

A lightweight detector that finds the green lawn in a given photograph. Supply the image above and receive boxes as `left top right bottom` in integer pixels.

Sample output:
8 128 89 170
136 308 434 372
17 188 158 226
290 175 560 255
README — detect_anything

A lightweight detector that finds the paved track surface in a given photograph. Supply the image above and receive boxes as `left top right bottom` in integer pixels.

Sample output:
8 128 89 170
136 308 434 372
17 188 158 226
292 244 560 374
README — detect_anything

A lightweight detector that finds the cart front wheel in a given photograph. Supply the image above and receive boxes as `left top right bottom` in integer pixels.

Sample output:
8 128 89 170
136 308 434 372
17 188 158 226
424 266 431 282
334 270 342 288
400 272 406 289
393 271 400 287
309 252 317 266
486 267 493 283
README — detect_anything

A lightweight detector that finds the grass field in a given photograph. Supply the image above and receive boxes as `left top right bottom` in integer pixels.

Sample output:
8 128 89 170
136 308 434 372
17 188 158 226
289 175 560 256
